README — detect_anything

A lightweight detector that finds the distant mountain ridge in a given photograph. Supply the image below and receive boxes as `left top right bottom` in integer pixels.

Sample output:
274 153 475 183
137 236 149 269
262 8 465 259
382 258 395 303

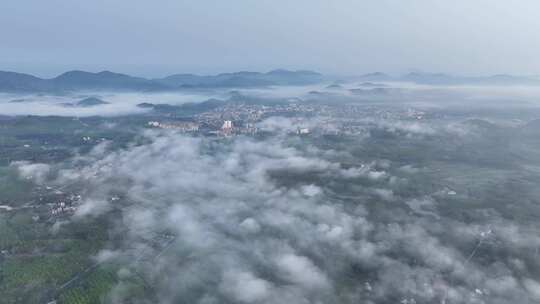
0 69 324 92
2 69 539 93
155 69 322 88
356 72 540 86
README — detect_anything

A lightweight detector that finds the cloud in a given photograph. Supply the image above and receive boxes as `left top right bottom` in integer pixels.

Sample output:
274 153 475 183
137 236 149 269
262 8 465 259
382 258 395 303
31 131 540 304
239 218 262 234
522 278 540 300
0 91 219 117
275 253 330 290
220 270 273 303
300 184 322 197
74 198 111 218
405 197 440 219
93 249 123 263
11 161 51 183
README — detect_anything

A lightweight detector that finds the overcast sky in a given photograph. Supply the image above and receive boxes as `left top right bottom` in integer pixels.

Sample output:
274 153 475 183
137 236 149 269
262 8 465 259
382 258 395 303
1 0 539 77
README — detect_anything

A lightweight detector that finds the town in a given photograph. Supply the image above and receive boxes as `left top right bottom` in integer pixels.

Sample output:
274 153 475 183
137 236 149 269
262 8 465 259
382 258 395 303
145 101 431 137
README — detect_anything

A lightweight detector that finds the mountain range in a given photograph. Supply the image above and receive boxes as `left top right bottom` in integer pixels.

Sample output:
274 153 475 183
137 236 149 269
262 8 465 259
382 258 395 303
1 69 539 93
0 69 323 93
356 72 540 86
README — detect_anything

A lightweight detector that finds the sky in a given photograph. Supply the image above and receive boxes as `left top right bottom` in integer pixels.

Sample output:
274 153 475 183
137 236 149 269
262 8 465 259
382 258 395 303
1 0 539 78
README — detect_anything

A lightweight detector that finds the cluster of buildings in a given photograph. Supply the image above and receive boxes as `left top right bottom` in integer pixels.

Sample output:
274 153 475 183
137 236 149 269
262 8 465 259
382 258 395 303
210 120 259 136
50 201 77 216
47 193 81 217
196 103 321 125
146 102 435 138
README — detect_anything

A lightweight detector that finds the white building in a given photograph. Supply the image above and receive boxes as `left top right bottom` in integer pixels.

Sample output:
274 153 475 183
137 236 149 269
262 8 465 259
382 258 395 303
297 127 310 134
222 120 234 130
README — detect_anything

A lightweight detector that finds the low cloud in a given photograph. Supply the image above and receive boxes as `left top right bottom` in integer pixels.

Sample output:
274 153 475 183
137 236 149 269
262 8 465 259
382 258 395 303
11 161 51 183
20 131 540 304
0 91 219 117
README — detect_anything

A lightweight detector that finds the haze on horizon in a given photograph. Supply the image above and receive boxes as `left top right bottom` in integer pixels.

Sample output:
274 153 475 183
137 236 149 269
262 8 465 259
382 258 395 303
1 0 539 78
